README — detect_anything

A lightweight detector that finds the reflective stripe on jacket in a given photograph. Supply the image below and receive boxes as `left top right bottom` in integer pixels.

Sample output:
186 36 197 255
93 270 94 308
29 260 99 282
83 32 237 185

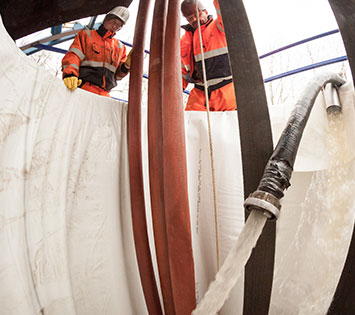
180 0 236 111
62 25 127 92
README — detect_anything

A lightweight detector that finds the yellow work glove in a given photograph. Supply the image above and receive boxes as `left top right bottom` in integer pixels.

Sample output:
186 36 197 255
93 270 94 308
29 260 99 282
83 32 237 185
63 76 82 91
125 49 133 68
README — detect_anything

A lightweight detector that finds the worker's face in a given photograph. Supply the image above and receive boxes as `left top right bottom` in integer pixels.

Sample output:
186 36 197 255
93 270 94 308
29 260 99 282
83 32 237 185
182 5 209 29
104 18 124 33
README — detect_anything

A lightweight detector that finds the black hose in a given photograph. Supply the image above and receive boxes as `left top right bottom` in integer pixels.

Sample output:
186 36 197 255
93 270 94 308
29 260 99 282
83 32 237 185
257 72 345 200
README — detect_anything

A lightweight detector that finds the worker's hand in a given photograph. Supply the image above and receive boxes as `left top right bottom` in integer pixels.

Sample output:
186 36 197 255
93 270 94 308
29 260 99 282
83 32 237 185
125 49 133 68
63 76 82 91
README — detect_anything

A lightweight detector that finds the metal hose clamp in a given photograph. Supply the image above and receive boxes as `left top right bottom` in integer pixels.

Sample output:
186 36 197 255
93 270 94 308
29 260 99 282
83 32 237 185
244 190 281 220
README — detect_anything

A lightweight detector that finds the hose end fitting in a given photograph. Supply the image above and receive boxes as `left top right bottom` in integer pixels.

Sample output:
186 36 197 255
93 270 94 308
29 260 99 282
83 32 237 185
244 190 281 220
324 82 342 115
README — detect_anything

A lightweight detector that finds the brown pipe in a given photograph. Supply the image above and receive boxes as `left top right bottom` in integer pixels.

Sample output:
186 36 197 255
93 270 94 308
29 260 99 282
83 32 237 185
148 0 196 313
127 0 163 314
147 0 175 314
162 0 196 313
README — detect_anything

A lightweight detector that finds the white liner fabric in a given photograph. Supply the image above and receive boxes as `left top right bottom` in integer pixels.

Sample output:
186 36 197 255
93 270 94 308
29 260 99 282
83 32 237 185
269 81 355 315
0 17 146 315
1 14 355 315
184 112 244 315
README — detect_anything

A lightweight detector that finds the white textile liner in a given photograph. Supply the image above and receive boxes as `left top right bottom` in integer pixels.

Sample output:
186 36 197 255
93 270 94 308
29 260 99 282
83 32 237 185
0 16 146 315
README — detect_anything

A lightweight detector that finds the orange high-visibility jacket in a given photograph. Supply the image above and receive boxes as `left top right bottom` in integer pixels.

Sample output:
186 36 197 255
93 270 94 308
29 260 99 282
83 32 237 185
62 25 128 93
180 0 236 111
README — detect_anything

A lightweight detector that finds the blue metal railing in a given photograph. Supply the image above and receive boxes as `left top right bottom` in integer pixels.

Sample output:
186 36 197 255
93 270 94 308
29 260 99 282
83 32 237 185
259 29 340 59
264 56 347 83
35 44 67 54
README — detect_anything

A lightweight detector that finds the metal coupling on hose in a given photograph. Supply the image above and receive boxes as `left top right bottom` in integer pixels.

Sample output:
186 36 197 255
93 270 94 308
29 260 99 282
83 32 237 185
244 190 281 220
323 82 342 114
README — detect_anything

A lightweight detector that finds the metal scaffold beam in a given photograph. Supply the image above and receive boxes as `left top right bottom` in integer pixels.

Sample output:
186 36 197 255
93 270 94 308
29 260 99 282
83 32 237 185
218 1 275 315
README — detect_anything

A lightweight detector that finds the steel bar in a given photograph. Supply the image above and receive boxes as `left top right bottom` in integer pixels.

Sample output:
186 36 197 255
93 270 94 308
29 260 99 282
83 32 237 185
327 1 355 313
0 0 133 39
218 1 275 315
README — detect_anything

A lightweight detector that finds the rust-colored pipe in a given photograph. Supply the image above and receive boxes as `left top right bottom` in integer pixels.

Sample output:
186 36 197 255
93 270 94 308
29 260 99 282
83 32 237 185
162 0 196 313
127 0 163 314
148 0 196 313
147 0 175 314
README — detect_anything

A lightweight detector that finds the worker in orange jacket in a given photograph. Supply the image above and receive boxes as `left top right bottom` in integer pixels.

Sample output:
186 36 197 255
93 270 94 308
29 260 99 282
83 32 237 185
180 0 236 111
62 6 132 97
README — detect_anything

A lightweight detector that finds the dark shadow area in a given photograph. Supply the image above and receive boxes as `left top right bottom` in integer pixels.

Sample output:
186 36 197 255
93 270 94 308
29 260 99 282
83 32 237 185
0 0 133 39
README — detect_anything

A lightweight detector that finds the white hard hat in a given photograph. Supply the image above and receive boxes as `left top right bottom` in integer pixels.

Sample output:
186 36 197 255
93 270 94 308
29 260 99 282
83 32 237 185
107 6 130 24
